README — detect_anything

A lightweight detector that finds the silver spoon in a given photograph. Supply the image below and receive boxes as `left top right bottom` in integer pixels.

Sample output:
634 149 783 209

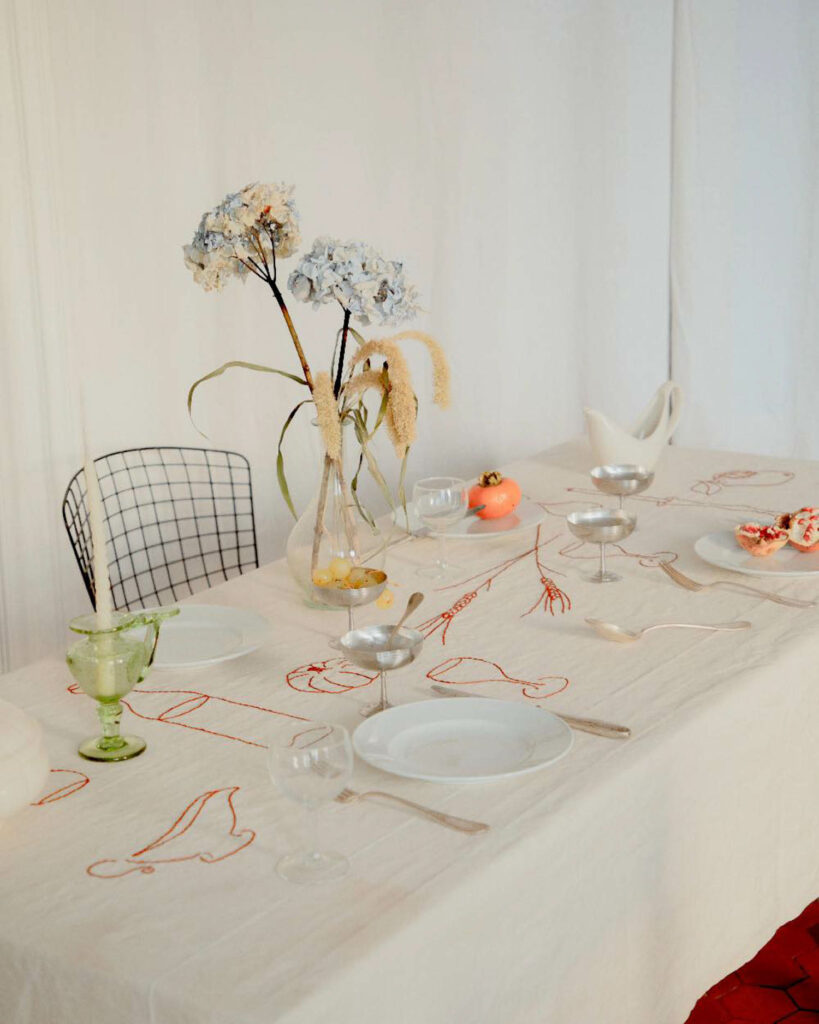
586 617 752 644
387 592 424 647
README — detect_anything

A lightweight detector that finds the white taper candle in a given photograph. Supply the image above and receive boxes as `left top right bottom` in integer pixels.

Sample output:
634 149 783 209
83 454 117 699
84 456 113 628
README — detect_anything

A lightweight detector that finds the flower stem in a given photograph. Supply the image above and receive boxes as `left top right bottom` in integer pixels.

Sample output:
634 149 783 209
334 309 351 399
269 280 314 392
311 455 332 577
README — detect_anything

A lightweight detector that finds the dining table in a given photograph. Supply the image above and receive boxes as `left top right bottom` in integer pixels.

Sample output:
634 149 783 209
1 438 818 1024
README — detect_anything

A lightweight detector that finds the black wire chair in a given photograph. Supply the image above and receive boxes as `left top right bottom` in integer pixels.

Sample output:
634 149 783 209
62 447 259 612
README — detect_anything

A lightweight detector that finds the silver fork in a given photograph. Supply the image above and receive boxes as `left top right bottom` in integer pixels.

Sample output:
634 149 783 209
659 561 816 608
335 787 489 835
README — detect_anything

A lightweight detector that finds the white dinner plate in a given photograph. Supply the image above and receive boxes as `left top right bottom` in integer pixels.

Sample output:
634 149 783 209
152 605 270 668
694 530 819 578
394 497 546 539
353 698 572 784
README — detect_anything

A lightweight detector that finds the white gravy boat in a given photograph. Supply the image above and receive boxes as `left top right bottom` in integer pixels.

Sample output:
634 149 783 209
584 381 684 472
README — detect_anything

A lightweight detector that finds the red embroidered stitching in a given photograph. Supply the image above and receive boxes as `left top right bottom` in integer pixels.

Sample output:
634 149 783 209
286 657 378 695
68 682 308 749
31 768 90 805
548 490 788 519
418 527 570 644
86 786 255 879
428 656 569 700
690 469 795 496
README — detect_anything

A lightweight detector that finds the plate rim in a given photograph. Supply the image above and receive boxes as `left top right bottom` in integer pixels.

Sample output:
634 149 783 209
694 530 819 578
152 603 270 669
352 697 573 784
394 496 546 540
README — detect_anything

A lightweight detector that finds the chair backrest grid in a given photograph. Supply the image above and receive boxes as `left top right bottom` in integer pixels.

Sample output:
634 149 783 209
204 449 228 582
61 447 259 612
112 452 151 610
139 447 176 602
156 447 183 597
180 449 214 590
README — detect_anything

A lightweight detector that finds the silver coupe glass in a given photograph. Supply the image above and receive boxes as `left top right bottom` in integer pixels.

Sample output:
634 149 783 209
340 624 424 717
590 464 654 510
566 508 636 583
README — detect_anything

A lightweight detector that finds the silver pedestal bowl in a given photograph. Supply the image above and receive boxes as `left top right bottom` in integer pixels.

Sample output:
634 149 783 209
313 568 388 647
340 624 424 717
566 508 636 583
590 464 654 510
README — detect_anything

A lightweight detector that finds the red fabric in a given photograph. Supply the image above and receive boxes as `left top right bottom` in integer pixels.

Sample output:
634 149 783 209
685 900 819 1024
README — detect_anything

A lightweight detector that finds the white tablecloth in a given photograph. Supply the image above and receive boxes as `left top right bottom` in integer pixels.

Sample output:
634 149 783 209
1 441 818 1024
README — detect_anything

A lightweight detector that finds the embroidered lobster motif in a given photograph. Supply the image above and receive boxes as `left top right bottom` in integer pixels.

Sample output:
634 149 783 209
417 527 570 645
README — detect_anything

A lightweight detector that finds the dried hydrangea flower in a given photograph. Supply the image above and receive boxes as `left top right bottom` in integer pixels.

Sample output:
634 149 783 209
183 182 300 291
288 237 420 326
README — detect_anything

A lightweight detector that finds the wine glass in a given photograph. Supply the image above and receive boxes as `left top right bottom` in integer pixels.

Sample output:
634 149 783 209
268 723 353 884
413 476 468 580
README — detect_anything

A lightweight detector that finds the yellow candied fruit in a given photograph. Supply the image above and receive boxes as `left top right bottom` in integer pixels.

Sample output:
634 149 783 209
312 568 333 587
376 588 394 610
330 569 382 590
329 557 352 581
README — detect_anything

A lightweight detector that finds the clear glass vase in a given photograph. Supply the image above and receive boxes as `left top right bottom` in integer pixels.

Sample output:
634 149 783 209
286 423 386 606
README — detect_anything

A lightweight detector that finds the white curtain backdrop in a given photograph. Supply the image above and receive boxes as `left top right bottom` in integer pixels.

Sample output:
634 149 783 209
671 0 819 455
0 0 674 670
5 0 819 674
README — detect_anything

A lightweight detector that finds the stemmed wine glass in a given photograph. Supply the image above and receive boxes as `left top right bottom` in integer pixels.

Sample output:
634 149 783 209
268 723 353 884
413 476 468 581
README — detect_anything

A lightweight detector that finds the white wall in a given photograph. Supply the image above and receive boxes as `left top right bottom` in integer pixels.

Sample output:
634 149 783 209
671 0 819 455
1 0 674 669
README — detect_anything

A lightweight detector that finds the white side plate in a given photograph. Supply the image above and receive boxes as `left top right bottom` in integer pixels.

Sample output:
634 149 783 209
394 497 546 539
695 530 819 578
153 605 270 668
353 698 572 784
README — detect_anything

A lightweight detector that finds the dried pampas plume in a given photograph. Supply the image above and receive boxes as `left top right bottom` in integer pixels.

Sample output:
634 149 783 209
343 369 387 403
381 330 451 409
352 341 417 457
313 372 341 460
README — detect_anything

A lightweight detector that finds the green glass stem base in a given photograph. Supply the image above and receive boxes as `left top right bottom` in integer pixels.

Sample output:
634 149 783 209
79 733 146 762
79 699 146 761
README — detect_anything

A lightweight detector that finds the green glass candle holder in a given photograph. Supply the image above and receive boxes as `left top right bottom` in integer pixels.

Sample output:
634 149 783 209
66 608 179 762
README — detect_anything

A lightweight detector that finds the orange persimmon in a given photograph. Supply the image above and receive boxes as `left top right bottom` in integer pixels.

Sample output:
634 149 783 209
468 471 521 519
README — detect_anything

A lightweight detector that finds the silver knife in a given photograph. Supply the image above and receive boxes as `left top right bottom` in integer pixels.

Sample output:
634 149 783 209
430 684 631 740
